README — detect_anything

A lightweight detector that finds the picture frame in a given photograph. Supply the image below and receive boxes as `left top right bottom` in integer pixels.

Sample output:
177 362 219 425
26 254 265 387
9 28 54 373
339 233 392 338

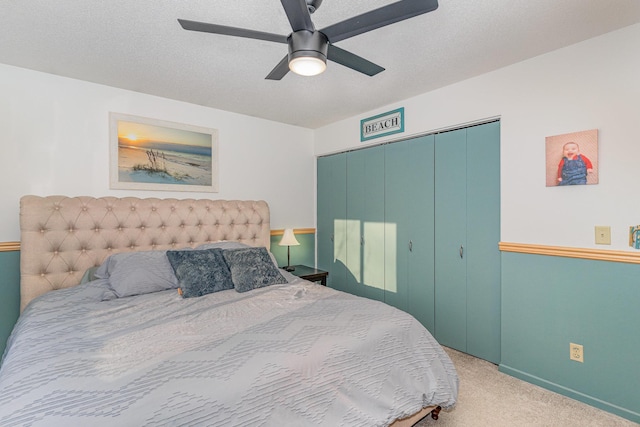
360 107 404 142
109 113 219 192
545 129 598 187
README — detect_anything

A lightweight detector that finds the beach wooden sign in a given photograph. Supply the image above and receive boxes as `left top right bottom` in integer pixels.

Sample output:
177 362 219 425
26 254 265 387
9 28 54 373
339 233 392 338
109 113 218 192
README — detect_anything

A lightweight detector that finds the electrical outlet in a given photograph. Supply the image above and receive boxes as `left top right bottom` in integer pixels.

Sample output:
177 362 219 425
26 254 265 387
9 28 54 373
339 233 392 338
570 343 584 363
595 226 611 245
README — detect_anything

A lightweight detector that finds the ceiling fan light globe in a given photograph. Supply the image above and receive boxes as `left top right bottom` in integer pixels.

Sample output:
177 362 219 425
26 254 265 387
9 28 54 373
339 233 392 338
289 55 326 76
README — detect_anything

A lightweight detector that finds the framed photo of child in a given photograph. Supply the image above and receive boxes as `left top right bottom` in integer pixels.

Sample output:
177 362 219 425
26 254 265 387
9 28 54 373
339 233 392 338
545 129 598 187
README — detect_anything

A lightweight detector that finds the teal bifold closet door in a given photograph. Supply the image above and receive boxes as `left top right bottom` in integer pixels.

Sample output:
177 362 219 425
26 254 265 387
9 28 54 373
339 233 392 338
346 146 385 301
317 153 347 291
466 121 501 364
434 121 501 364
385 135 436 333
435 128 468 352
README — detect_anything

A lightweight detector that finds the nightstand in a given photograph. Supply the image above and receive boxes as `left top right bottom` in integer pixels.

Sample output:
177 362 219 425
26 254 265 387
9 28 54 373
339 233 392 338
286 265 328 286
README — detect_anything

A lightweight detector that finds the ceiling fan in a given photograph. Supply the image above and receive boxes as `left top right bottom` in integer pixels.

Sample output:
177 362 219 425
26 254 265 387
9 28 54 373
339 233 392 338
178 0 439 80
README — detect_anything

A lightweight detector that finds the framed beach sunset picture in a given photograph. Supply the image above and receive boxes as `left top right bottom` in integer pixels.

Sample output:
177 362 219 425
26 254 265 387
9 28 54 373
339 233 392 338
109 113 218 192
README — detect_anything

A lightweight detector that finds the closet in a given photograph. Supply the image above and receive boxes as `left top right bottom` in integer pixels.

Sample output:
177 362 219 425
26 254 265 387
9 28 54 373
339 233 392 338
384 134 436 332
345 146 385 301
434 122 501 364
316 120 500 364
316 153 347 290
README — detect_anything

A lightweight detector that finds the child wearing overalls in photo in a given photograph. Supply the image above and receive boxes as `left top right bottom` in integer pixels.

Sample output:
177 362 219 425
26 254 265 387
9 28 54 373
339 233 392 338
557 142 593 185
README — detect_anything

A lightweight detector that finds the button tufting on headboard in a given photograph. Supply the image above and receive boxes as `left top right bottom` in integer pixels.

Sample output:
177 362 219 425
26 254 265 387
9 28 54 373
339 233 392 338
19 196 271 312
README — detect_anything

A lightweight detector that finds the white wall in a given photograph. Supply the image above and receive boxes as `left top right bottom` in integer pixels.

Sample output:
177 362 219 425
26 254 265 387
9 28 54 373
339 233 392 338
0 64 315 241
315 24 640 251
3 24 639 248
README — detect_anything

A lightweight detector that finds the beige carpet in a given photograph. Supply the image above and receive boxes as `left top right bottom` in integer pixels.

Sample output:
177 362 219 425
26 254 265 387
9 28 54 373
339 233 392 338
415 347 638 427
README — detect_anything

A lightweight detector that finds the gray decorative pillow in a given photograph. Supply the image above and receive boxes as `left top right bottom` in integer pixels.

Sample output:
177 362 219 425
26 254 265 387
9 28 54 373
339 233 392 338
223 247 287 293
95 250 179 298
198 241 280 268
166 249 234 298
196 241 250 251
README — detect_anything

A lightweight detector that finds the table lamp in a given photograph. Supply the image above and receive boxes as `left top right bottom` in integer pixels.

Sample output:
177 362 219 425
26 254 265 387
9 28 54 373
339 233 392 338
279 228 300 271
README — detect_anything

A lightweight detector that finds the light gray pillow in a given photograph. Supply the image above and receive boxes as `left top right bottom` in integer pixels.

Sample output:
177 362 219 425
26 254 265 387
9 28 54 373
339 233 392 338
87 278 119 301
95 250 179 298
79 266 100 284
166 248 234 298
223 247 287 293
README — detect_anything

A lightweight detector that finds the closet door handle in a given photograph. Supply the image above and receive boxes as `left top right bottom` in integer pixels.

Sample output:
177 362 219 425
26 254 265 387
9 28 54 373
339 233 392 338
330 234 334 242
361 236 364 246
459 245 464 259
409 240 413 252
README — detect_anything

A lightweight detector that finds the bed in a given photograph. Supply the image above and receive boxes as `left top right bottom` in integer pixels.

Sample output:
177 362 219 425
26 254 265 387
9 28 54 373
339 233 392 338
0 195 458 427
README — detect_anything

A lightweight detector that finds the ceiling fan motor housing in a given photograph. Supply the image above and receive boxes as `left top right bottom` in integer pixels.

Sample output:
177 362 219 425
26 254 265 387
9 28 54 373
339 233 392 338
288 30 329 64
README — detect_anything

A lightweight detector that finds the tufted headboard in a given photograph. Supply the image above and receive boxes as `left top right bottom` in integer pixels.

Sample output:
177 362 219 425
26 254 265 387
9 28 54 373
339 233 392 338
19 195 271 311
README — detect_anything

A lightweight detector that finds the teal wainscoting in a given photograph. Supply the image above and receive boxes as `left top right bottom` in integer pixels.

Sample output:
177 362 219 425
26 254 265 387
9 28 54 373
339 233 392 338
270 232 315 269
0 250 20 359
500 251 640 423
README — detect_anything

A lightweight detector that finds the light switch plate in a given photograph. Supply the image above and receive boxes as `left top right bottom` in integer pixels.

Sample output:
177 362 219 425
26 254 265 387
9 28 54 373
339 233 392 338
595 226 611 245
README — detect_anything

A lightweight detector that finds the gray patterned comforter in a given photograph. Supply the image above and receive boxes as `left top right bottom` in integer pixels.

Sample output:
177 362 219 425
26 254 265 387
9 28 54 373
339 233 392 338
0 277 458 426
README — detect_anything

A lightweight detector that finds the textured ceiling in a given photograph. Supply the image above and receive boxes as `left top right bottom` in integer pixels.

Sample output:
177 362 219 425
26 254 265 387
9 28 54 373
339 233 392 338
2 1 640 129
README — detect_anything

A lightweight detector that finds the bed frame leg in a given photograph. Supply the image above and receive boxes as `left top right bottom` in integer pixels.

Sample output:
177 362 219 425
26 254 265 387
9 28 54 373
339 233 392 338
430 406 442 420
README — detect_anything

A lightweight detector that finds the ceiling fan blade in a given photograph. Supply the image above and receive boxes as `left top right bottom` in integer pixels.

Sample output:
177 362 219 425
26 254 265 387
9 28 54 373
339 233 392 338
320 0 438 43
327 44 385 76
265 55 291 80
280 0 315 31
178 19 288 44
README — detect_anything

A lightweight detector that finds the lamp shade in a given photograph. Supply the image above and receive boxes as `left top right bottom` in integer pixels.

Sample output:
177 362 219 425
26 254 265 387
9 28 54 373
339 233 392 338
279 228 300 246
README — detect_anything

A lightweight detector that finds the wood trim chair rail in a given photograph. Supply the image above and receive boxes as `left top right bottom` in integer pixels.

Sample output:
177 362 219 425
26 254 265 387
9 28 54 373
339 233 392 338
499 242 640 264
0 242 20 252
